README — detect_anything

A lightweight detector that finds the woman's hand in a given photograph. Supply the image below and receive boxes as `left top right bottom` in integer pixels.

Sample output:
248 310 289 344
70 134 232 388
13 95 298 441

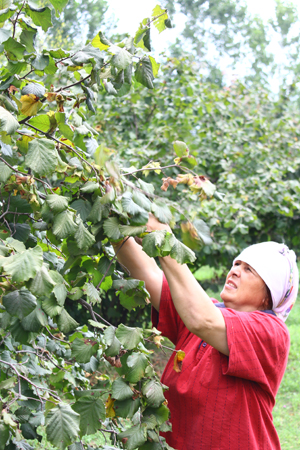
146 213 172 233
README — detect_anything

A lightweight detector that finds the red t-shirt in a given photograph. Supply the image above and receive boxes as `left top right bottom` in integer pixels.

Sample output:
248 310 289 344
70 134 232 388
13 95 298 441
152 275 290 450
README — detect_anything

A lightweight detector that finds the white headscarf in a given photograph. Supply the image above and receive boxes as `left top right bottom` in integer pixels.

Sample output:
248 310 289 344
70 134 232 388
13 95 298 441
234 242 299 321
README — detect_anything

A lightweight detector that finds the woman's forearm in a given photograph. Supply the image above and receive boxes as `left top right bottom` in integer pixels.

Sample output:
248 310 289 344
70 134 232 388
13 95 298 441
112 237 163 311
159 255 229 355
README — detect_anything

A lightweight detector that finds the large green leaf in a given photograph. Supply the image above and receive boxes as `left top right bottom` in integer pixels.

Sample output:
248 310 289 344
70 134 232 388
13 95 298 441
0 28 11 44
151 201 172 223
28 115 50 132
152 5 168 33
25 5 52 32
119 224 147 237
72 396 105 436
57 308 79 333
83 282 100 304
1 245 43 282
50 270 67 306
117 424 147 450
53 210 78 239
143 404 169 426
0 106 19 134
103 217 122 241
88 197 108 223
45 404 80 450
3 37 26 60
74 220 95 250
48 0 68 16
29 265 56 296
104 326 121 357
109 45 132 70
71 337 98 363
135 56 154 89
170 238 196 264
142 380 165 408
121 191 145 215
111 377 133 401
2 289 37 319
70 199 92 221
71 45 103 68
21 302 48 331
0 422 10 450
114 398 140 419
142 230 166 258
25 138 58 176
115 324 143 350
46 194 69 213
0 160 12 182
125 352 148 383
42 295 63 317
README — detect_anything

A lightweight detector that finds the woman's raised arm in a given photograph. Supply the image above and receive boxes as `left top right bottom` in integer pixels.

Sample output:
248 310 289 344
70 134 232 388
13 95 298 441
113 237 163 312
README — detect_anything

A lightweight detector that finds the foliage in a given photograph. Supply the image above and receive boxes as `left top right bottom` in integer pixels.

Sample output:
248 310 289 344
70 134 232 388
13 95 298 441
0 2 214 449
94 55 300 270
163 0 300 86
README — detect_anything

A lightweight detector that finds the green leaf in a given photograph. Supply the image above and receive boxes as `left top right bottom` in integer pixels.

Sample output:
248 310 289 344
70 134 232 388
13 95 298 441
0 160 12 182
111 377 133 401
122 191 145 215
149 55 160 77
29 265 56 296
143 404 169 426
117 424 147 450
50 270 67 305
119 224 147 237
109 45 133 70
28 115 51 132
83 282 100 304
3 289 37 319
71 337 98 363
70 199 92 221
88 196 108 223
142 230 166 258
46 193 69 213
151 201 172 223
42 295 63 317
125 352 148 382
80 181 99 193
0 422 10 450
25 139 58 176
132 191 152 211
45 404 80 450
32 54 49 70
170 238 196 264
193 219 213 245
21 83 46 98
1 245 43 282
20 26 37 53
75 220 95 250
173 140 189 157
48 0 69 16
135 56 154 89
0 106 19 134
0 28 11 44
91 31 111 50
71 44 103 68
116 324 143 350
22 301 48 331
152 5 168 33
104 326 121 357
57 308 79 333
53 210 78 239
3 37 26 60
72 396 105 436
142 380 165 408
26 5 52 32
114 398 140 419
103 217 122 241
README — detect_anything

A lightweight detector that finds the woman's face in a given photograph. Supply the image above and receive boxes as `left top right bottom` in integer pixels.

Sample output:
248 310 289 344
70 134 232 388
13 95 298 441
220 260 269 312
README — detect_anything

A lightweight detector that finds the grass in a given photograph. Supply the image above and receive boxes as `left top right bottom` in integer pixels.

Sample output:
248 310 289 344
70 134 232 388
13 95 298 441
273 300 300 449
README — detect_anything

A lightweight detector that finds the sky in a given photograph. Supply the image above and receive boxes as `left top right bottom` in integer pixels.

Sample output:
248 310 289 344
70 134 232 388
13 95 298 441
105 0 300 87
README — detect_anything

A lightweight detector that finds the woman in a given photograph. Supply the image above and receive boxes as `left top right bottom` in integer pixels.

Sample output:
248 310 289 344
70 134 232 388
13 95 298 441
113 215 299 450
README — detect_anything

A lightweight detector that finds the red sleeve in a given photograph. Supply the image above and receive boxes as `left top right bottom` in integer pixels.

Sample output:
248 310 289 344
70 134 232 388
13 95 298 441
152 274 220 346
220 308 290 395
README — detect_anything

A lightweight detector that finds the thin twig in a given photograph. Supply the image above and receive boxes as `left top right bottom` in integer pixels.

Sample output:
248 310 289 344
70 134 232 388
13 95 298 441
12 0 26 39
